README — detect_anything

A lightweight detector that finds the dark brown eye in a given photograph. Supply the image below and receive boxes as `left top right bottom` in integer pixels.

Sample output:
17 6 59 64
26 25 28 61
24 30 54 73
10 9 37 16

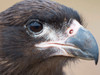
28 21 43 33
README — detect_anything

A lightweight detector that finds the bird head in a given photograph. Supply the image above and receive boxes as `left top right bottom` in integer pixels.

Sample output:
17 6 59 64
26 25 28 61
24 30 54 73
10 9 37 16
0 0 99 74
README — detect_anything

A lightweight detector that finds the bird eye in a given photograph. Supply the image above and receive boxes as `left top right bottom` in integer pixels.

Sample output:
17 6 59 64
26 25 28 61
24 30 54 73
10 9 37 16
26 20 43 34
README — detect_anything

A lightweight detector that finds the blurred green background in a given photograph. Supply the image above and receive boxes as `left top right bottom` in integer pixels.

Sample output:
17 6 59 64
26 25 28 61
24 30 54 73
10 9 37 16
0 0 100 75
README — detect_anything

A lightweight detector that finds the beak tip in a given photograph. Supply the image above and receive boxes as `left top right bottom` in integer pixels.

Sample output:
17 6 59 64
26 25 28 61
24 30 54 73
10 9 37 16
95 58 98 65
95 52 99 65
94 43 99 65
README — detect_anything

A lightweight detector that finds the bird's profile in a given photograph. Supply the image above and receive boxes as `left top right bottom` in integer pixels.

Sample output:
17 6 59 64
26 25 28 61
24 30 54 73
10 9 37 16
0 0 99 75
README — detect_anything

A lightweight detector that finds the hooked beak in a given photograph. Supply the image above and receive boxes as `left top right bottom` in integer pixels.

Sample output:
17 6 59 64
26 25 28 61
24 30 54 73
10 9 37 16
64 20 99 64
36 19 99 65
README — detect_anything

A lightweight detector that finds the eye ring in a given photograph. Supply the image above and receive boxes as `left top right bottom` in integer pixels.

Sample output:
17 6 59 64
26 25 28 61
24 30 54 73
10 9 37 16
25 19 43 35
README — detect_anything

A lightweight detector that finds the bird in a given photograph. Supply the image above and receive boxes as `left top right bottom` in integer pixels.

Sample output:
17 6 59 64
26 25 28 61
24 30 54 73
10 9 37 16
0 0 99 75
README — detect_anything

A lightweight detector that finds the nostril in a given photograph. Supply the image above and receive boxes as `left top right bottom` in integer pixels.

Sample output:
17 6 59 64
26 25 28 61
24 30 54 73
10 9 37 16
69 29 73 34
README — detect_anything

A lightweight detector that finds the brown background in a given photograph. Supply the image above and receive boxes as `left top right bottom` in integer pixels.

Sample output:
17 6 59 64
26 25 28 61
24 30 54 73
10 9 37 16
0 0 100 75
